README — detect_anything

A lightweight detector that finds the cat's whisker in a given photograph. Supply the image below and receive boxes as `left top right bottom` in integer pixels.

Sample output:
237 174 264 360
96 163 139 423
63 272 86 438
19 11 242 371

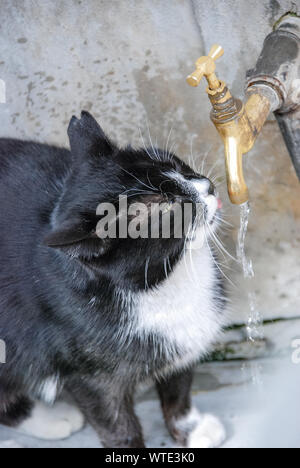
188 153 197 173
145 257 150 290
214 215 234 228
206 225 231 263
206 222 238 263
167 142 176 162
120 188 154 196
189 214 202 282
117 164 158 193
138 127 156 161
146 171 157 192
216 209 235 219
207 160 220 179
203 226 236 287
189 135 199 173
214 221 232 233
188 225 197 280
164 125 174 162
185 211 204 285
211 175 225 184
107 188 157 203
163 258 169 280
145 118 161 161
200 146 212 175
183 223 196 286
158 179 174 194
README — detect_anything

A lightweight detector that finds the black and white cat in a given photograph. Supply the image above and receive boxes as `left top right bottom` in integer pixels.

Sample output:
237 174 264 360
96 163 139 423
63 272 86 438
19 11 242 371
0 111 227 448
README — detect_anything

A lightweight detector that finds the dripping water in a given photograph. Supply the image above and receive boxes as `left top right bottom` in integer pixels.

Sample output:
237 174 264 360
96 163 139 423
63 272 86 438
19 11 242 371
237 202 254 280
237 202 264 384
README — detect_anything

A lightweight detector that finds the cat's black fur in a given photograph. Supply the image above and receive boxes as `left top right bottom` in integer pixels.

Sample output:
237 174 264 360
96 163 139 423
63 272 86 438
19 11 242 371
0 112 225 447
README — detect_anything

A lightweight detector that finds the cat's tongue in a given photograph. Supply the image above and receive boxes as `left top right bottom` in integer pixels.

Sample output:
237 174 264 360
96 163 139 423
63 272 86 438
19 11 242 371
217 198 223 210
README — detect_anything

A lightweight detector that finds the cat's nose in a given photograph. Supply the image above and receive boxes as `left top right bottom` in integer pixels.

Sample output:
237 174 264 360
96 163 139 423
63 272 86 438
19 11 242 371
192 177 215 198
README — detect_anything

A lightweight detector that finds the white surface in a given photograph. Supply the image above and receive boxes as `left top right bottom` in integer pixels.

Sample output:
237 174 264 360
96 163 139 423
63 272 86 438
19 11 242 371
1 358 299 448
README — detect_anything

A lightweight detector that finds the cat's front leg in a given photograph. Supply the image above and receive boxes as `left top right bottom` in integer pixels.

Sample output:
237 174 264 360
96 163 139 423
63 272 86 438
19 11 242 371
67 378 145 448
156 368 225 448
156 368 193 446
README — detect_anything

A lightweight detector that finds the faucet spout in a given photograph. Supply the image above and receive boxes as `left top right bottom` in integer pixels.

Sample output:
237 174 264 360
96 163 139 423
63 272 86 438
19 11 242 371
224 133 248 205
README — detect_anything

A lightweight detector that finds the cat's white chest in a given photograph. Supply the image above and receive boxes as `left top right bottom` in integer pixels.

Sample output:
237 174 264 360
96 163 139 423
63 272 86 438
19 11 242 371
135 244 225 371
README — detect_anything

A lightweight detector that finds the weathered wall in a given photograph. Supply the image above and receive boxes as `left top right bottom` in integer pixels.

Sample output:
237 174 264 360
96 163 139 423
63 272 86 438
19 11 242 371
0 1 299 342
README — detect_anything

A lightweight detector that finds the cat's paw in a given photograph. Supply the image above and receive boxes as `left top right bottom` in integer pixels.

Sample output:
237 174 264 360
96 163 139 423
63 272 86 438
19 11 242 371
176 407 225 449
17 401 85 440
187 413 225 448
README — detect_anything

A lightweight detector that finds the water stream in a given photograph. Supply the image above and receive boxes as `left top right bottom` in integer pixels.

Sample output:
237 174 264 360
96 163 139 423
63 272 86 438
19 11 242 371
237 202 264 384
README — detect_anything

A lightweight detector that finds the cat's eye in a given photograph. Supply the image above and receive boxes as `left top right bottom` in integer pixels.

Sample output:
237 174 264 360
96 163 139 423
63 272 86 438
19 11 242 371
173 160 183 173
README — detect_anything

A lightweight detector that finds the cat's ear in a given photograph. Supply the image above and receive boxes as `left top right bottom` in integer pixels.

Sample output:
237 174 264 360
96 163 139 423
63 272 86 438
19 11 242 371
43 222 92 248
68 111 116 160
43 222 109 258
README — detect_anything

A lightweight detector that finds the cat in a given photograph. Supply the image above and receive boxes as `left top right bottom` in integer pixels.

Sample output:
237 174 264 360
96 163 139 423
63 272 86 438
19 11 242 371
0 111 227 448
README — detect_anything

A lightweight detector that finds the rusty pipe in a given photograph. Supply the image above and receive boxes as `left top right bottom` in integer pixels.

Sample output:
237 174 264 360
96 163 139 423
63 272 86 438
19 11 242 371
246 14 300 180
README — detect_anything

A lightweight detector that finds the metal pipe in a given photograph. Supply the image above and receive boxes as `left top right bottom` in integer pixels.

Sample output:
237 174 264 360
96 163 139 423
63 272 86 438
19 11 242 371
246 14 300 180
276 108 300 179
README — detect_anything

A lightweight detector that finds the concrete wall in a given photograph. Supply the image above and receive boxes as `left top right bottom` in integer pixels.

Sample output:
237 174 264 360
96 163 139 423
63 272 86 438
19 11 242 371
0 1 299 344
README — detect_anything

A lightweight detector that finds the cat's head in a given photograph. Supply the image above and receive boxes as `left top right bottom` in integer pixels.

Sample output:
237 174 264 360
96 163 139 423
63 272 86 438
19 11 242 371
45 111 222 290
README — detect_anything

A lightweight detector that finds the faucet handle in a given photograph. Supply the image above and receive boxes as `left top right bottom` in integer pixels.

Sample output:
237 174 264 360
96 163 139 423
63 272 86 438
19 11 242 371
208 44 224 61
187 44 224 89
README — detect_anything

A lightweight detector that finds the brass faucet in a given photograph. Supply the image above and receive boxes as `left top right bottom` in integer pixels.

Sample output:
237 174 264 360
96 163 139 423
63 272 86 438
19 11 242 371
187 45 273 205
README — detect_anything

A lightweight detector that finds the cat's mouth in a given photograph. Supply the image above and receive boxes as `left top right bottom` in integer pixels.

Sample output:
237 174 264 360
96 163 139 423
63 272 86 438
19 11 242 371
211 197 222 224
186 195 222 243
